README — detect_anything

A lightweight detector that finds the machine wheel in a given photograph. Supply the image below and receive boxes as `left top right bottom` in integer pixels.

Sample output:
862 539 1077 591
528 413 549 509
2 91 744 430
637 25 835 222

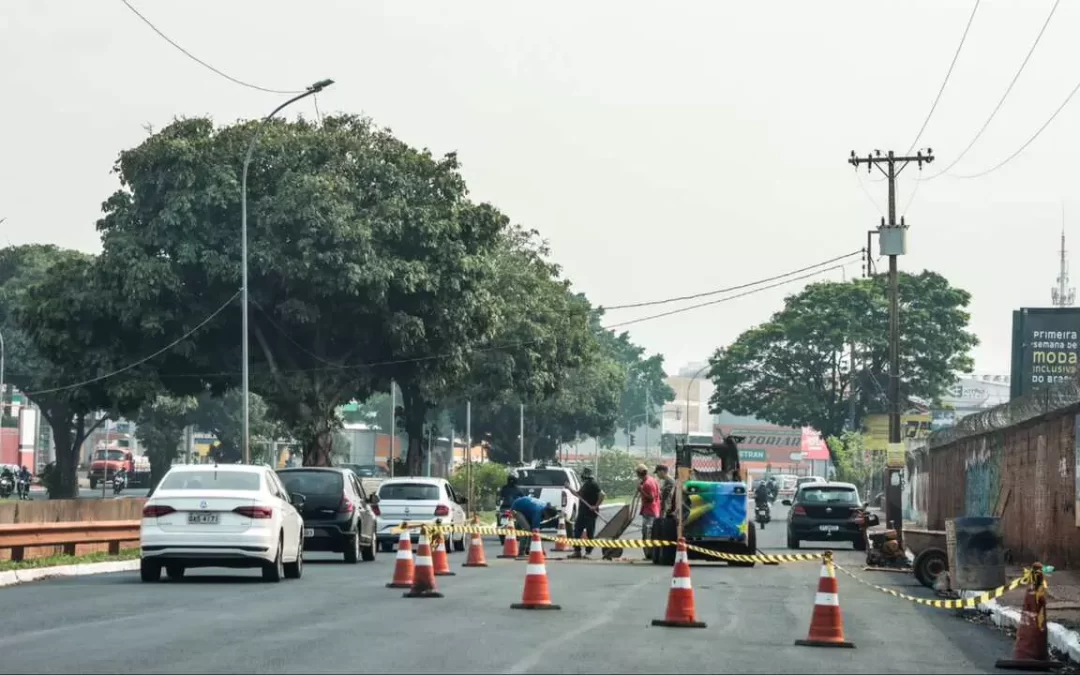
728 522 756 568
913 547 948 589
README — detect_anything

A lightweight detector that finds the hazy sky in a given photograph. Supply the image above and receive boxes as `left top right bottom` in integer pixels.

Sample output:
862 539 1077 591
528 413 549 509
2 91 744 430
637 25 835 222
3 0 1078 376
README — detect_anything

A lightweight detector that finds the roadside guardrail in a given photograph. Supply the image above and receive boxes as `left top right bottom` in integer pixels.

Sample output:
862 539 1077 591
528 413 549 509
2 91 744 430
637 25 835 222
0 520 140 562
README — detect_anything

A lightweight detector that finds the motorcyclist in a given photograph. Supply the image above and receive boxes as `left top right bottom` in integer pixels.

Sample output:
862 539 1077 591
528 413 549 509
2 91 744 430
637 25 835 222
113 466 128 491
753 479 771 514
16 464 32 498
498 474 525 511
765 476 779 502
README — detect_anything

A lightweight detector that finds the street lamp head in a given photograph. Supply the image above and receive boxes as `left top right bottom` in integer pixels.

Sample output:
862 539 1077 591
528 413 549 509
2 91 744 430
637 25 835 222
308 79 335 93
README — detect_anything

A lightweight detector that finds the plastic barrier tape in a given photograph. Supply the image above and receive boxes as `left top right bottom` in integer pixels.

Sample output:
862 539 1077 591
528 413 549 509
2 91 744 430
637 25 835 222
834 563 1031 609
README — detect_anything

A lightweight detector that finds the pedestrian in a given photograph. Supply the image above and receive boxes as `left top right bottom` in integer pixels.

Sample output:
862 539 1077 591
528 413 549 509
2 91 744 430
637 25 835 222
635 463 660 559
568 467 605 559
655 464 676 517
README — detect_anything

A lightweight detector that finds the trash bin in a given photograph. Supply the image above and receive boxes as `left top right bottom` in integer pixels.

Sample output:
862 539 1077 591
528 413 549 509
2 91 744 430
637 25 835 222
949 516 1006 590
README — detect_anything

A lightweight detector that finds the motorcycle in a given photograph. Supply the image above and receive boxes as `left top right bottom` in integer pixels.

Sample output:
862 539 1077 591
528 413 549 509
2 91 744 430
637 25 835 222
0 475 12 499
113 472 127 495
16 476 31 501
754 501 771 529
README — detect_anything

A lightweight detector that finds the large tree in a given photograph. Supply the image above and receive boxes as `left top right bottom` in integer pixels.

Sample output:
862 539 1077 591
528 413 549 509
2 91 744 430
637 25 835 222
708 271 978 449
596 327 675 445
192 390 282 464
5 246 155 497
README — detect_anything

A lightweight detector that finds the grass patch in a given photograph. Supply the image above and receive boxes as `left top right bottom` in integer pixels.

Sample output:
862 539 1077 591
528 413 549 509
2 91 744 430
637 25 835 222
0 547 140 572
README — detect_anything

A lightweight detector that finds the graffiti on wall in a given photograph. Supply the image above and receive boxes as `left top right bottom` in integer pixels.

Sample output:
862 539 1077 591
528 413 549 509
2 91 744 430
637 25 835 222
964 435 1001 518
1075 414 1080 528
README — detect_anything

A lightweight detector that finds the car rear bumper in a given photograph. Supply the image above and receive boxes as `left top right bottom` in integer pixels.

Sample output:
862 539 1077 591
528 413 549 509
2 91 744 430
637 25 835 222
141 525 278 565
789 519 862 541
302 519 355 551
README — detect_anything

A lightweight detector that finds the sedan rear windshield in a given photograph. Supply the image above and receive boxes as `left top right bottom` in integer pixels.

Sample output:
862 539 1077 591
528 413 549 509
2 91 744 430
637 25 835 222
798 487 860 505
278 471 344 495
158 470 261 491
379 483 440 500
514 470 570 486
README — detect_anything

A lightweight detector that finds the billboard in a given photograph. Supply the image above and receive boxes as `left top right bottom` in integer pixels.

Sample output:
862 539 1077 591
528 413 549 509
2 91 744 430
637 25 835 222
1010 308 1080 399
862 413 931 452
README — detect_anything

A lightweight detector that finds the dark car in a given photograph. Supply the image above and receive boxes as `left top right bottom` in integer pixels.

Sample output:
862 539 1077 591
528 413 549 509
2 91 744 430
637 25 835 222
277 467 379 563
783 481 868 551
341 464 390 479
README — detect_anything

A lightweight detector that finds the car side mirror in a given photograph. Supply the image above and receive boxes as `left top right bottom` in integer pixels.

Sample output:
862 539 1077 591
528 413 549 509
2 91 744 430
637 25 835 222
289 492 306 508
457 496 469 505
781 499 792 506
367 493 380 505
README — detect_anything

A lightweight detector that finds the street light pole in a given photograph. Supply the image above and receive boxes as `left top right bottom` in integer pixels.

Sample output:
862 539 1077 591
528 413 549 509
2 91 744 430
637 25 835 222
240 78 334 465
678 363 711 541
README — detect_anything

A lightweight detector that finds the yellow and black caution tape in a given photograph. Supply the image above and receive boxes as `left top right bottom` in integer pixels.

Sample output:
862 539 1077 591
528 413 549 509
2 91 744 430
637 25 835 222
390 522 823 565
834 563 1031 609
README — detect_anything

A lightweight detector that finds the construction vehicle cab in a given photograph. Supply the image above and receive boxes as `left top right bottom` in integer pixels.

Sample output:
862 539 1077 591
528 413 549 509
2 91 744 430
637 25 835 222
650 434 756 567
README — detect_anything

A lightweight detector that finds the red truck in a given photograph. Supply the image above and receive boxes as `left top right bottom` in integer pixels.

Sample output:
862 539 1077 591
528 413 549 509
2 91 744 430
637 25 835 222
88 444 151 490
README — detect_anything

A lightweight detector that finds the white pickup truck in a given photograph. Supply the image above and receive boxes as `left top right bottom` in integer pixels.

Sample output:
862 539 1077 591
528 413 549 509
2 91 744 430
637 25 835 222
510 465 582 531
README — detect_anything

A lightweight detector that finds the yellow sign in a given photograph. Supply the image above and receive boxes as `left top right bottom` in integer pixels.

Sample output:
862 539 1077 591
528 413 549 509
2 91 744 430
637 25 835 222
887 442 905 468
863 414 931 452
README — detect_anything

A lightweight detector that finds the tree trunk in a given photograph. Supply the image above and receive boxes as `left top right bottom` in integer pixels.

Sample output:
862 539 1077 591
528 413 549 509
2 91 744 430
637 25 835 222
146 447 173 491
301 419 335 467
49 415 81 500
402 386 427 477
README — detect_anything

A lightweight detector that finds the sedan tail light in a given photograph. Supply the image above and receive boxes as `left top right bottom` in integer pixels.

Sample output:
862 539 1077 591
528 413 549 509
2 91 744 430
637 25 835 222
434 504 450 517
234 506 273 519
562 491 567 507
792 505 807 517
338 496 355 514
142 504 176 518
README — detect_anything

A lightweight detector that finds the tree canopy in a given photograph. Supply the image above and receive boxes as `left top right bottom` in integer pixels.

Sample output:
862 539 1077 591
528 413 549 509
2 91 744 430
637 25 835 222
707 271 978 447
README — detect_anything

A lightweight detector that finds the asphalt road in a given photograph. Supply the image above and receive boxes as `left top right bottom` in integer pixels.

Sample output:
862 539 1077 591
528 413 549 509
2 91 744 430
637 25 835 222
0 504 1020 674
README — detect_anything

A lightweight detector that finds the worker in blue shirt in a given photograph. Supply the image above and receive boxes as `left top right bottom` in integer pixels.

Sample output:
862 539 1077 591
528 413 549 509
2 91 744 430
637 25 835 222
510 495 558 552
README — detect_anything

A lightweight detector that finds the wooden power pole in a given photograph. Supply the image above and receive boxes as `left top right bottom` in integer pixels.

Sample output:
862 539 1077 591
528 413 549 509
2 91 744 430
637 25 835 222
847 149 934 543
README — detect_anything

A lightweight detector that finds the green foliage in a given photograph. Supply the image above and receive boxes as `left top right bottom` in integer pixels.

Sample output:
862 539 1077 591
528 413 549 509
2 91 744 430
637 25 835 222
595 449 641 498
826 431 880 494
596 329 676 439
449 461 508 511
134 395 197 489
192 390 280 464
708 272 978 447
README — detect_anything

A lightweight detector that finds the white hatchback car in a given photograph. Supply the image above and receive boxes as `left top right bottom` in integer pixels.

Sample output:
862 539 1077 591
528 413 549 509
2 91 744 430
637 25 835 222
374 477 468 552
140 464 305 583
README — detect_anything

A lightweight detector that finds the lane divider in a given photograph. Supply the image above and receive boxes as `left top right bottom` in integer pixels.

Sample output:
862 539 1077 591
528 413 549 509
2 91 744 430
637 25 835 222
834 563 1031 609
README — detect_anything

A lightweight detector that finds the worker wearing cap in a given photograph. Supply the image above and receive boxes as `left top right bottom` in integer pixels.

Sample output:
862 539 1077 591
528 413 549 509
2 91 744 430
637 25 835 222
568 467 605 559
636 463 661 559
655 464 676 518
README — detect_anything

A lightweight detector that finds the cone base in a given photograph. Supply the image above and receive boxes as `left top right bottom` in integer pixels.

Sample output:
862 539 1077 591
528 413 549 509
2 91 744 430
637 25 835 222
651 619 707 628
794 639 855 649
462 562 489 568
511 603 561 610
994 659 1063 671
403 590 444 598
386 582 413 588
434 571 457 576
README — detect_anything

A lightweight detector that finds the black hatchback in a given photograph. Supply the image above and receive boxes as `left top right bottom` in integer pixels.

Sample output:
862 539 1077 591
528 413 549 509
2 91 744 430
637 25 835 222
277 468 379 563
783 482 868 550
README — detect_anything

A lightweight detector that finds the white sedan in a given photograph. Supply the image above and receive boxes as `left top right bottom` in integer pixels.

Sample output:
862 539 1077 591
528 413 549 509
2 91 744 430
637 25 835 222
374 477 468 552
140 464 305 583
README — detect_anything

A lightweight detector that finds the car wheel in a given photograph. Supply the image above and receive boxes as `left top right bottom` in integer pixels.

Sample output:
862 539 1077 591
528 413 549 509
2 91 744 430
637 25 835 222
361 535 376 562
140 559 161 583
165 565 185 580
786 530 800 550
380 540 395 553
284 535 304 579
344 532 361 564
263 536 285 582
454 534 466 552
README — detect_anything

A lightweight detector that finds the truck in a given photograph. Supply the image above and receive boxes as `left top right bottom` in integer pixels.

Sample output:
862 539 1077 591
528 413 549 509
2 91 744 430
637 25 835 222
88 443 152 489
649 434 757 567
509 463 582 531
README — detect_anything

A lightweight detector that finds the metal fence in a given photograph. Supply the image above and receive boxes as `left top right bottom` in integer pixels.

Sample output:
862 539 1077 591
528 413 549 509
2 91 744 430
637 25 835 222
928 374 1080 449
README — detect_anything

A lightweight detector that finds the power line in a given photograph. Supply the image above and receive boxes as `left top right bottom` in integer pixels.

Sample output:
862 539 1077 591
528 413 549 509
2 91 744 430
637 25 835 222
922 0 1061 181
119 0 304 95
24 289 241 396
907 0 982 154
602 251 863 311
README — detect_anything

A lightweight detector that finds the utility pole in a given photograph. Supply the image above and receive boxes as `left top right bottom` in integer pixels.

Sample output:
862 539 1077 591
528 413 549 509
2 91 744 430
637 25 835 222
848 148 934 544
389 380 396 478
644 389 650 459
519 403 525 464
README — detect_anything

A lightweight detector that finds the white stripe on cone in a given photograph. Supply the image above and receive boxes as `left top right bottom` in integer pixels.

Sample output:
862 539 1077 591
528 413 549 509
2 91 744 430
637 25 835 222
819 565 833 578
396 549 412 560
675 550 688 564
815 592 839 606
415 555 433 566
526 564 547 576
671 576 692 590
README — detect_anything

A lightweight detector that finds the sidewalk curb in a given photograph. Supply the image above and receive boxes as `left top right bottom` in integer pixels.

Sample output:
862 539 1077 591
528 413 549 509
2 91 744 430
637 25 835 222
961 591 1080 662
0 560 140 589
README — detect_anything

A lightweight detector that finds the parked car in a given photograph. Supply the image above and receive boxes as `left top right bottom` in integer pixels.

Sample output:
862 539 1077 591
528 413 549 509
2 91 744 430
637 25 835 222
277 467 378 564
341 464 390 479
783 481 868 551
510 465 582 529
374 477 468 553
139 464 305 583
796 475 826 489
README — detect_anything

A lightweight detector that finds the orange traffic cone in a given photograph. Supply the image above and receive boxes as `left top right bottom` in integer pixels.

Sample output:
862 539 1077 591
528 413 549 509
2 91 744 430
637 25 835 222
996 563 1060 670
554 517 573 553
463 517 489 568
651 538 707 628
432 531 456 577
498 513 519 559
404 530 443 598
795 551 854 648
386 526 414 589
511 529 561 610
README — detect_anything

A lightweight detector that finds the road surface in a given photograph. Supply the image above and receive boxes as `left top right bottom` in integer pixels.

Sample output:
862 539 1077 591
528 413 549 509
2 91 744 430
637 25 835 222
0 504 1020 673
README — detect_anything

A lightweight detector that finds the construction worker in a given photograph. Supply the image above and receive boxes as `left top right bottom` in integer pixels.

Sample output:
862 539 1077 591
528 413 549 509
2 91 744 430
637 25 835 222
510 494 558 552
568 467 605 559
636 463 660 559
655 464 676 517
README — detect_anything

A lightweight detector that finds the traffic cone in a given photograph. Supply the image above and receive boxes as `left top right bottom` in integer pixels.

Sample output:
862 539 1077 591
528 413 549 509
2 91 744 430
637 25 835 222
463 517 489 568
510 529 561 610
554 517 573 553
651 538 706 628
498 514 519 559
404 530 443 598
795 551 854 648
385 526 414 589
432 531 456 576
996 563 1061 670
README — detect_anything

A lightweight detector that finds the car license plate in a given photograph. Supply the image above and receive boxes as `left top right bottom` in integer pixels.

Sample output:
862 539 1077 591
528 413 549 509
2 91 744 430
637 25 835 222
819 525 840 532
304 528 315 538
188 513 219 525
